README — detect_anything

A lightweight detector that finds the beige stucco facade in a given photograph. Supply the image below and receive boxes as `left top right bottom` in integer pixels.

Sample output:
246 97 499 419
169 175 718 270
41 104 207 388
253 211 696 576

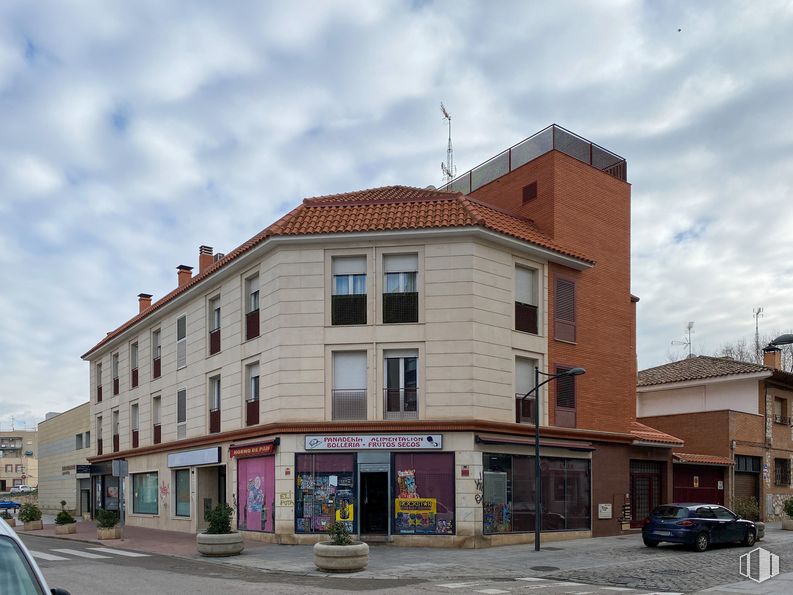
37 403 91 514
0 430 38 492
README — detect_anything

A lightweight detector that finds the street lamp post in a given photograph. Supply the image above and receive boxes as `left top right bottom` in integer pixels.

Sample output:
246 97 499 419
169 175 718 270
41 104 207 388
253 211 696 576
770 334 793 347
521 366 585 552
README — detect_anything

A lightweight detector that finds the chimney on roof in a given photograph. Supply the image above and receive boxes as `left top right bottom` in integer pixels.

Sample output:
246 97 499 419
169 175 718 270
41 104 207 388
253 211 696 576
199 245 214 274
177 265 193 288
763 345 781 369
137 293 153 313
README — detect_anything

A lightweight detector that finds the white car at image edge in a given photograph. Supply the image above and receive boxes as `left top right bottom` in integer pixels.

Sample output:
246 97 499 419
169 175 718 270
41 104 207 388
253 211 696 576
10 485 34 494
0 518 70 594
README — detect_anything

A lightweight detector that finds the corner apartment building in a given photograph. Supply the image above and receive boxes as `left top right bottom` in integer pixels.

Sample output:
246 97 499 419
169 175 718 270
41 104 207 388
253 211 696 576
0 430 38 492
37 404 92 514
637 349 793 521
83 125 678 546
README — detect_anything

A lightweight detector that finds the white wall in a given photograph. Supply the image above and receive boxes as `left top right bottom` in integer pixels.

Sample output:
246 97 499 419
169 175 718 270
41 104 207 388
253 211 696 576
637 377 761 417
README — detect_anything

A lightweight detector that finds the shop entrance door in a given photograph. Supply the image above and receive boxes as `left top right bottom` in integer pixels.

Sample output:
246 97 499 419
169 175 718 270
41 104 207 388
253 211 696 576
360 472 389 535
630 460 663 528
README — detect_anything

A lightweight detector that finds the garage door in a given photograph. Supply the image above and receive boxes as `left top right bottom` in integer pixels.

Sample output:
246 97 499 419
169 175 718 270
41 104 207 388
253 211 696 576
734 472 759 502
673 465 724 505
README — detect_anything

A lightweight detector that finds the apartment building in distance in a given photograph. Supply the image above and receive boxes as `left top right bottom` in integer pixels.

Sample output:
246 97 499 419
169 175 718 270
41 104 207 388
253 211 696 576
83 125 680 546
0 430 38 492
638 348 793 521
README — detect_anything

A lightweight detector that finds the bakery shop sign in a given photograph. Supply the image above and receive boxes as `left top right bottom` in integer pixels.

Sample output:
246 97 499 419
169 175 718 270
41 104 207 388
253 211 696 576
229 440 278 458
305 434 442 450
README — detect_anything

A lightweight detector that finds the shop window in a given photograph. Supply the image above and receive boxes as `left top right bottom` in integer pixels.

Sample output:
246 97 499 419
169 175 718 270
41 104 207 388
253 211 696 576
174 469 190 517
237 455 275 532
295 454 356 534
515 266 538 334
383 254 418 323
332 256 367 325
392 453 454 535
132 472 158 515
483 453 590 534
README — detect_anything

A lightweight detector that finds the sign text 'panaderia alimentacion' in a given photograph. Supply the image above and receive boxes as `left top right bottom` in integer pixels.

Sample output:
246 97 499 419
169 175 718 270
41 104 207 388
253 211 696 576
305 434 442 450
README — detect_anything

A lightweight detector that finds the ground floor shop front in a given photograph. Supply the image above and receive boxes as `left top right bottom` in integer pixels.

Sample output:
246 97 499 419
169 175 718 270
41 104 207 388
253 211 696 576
93 429 672 547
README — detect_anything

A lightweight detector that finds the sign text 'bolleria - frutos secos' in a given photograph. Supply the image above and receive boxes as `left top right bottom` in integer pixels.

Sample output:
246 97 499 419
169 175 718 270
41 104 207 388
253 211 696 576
304 434 442 450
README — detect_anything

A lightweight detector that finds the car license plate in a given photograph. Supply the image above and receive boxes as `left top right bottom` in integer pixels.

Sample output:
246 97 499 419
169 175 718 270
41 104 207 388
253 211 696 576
653 530 671 536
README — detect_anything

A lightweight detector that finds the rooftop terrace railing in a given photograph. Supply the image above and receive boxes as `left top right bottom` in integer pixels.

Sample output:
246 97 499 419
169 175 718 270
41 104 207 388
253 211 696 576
441 124 627 195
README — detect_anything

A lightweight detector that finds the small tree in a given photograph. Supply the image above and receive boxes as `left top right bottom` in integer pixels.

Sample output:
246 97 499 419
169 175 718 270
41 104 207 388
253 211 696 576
731 496 760 521
18 503 42 523
94 508 119 529
205 503 233 534
326 521 353 545
55 511 75 525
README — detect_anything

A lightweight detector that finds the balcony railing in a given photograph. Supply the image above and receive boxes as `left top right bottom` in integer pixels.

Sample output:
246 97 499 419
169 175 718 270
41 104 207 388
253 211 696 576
132 429 139 449
113 377 119 395
383 292 418 324
515 394 536 424
112 434 119 453
246 399 259 426
515 302 538 334
332 389 367 420
209 408 221 434
97 438 103 456
209 328 221 355
774 414 792 426
384 388 418 420
332 294 366 325
153 357 161 379
97 385 102 403
153 424 161 445
440 124 627 196
246 309 260 340
131 368 139 388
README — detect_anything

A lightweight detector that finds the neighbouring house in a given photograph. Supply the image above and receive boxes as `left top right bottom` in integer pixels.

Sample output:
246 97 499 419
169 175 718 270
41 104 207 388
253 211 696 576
83 124 678 546
0 430 38 492
637 348 793 521
37 403 92 515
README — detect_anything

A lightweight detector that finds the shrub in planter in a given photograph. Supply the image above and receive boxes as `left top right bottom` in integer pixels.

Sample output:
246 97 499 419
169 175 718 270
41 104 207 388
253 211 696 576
782 497 793 530
55 510 77 535
731 496 760 522
0 510 15 527
19 503 42 530
313 521 369 573
197 503 244 557
95 508 120 539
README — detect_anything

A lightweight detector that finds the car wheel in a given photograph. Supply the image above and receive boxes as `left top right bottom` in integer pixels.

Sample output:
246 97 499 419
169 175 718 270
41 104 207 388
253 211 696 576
642 537 660 548
693 532 710 552
742 529 756 547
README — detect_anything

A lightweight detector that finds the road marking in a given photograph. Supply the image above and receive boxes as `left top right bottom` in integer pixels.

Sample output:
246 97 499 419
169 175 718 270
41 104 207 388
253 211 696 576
439 583 485 589
29 551 69 561
474 590 509 595
87 547 150 557
51 548 111 559
516 577 545 581
600 589 635 592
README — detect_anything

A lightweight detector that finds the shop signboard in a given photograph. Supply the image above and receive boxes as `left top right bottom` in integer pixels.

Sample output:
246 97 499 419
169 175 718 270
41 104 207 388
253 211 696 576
229 441 277 458
167 446 221 468
305 434 442 450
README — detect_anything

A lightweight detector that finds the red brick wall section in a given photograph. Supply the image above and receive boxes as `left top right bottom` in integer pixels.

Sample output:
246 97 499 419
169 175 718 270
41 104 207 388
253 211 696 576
640 411 733 457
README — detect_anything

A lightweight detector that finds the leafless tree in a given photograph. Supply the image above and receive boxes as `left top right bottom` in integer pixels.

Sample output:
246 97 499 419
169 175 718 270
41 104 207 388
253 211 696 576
714 330 793 371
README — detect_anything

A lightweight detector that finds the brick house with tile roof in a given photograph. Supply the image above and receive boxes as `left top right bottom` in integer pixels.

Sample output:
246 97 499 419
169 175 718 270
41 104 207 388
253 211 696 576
638 352 793 521
83 124 678 545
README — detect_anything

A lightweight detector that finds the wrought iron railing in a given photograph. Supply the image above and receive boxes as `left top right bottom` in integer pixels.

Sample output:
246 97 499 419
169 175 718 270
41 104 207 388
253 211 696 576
774 414 792 425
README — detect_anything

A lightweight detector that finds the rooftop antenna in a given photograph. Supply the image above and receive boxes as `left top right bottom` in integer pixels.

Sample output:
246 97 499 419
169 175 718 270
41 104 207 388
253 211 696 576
753 306 764 362
440 102 456 185
10 416 14 431
671 321 695 358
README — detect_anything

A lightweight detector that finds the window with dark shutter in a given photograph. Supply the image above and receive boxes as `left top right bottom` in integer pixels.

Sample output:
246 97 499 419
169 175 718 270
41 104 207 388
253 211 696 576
522 181 537 204
555 366 576 428
554 277 576 342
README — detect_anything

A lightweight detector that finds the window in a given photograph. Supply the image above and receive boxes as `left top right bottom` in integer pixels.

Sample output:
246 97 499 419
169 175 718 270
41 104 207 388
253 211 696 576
152 329 161 379
97 416 103 455
554 276 576 342
4 465 11 473
774 398 790 425
394 453 455 535
515 357 538 423
712 506 737 520
295 454 355 533
131 403 139 448
84 431 90 448
515 266 539 334
208 297 221 355
383 254 418 323
245 363 260 426
384 351 418 420
775 459 791 486
554 366 577 428
132 472 158 514
522 181 538 203
96 362 103 402
332 256 366 325
112 353 120 395
245 275 260 340
333 351 367 420
736 455 761 473
15 465 22 473
174 468 190 517
130 342 139 388
209 376 221 434
177 389 187 440
152 395 162 444
112 410 119 452
75 433 83 450
176 315 187 369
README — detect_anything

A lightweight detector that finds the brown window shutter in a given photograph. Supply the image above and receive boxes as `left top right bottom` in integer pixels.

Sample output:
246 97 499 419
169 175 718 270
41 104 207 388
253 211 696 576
555 366 576 428
554 277 576 342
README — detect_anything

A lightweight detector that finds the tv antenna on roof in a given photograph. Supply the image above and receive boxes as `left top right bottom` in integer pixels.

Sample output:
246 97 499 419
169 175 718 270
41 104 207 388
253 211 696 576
672 321 695 358
753 306 764 361
440 103 456 184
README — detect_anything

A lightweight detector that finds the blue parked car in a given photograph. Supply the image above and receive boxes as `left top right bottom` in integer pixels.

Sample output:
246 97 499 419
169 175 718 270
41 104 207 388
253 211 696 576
642 504 757 552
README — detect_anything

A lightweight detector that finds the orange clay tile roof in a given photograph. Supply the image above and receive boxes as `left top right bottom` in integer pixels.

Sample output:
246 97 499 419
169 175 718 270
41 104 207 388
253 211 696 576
82 185 593 358
673 452 734 466
638 355 770 387
630 421 684 446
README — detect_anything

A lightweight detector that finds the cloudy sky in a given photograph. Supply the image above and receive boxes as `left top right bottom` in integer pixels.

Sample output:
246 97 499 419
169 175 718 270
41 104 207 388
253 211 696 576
1 0 793 428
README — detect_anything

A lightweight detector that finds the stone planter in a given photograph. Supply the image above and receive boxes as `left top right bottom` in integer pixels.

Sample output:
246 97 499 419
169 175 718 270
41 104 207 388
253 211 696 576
755 521 765 540
313 541 369 573
782 517 793 531
23 520 43 531
56 523 77 535
196 532 244 557
97 526 121 540
1 518 16 527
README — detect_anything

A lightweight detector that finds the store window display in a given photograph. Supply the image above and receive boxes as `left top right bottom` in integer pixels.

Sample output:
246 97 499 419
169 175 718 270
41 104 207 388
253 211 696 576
393 453 454 535
295 454 356 534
